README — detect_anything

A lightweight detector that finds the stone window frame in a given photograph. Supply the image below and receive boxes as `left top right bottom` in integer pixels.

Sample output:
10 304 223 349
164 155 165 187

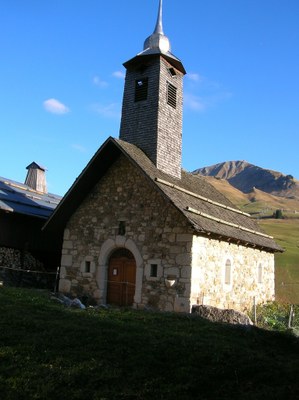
145 259 162 281
80 256 95 277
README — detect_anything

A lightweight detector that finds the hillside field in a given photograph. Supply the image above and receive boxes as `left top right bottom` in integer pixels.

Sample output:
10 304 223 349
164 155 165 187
259 219 299 304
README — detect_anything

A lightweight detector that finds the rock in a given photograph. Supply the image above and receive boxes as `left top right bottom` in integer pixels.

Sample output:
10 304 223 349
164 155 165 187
52 293 86 309
71 298 86 309
192 305 253 325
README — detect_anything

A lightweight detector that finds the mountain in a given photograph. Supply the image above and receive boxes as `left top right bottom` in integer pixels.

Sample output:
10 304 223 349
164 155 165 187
193 161 299 200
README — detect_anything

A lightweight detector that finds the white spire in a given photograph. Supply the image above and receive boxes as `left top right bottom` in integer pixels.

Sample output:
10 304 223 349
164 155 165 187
143 0 171 53
153 0 164 35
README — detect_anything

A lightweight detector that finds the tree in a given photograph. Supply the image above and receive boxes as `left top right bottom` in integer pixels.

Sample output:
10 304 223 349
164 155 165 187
274 209 283 219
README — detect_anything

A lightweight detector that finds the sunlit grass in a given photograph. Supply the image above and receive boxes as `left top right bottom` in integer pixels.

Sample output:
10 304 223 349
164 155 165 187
259 219 299 303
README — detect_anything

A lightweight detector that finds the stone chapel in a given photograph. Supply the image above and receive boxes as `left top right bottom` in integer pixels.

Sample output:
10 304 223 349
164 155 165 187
45 0 282 313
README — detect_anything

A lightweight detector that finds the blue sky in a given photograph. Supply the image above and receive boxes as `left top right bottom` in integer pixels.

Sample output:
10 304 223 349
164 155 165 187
1 0 298 195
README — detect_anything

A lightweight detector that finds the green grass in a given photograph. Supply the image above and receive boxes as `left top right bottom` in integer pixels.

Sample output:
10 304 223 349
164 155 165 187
1 288 299 399
259 219 299 303
240 201 273 215
259 219 299 265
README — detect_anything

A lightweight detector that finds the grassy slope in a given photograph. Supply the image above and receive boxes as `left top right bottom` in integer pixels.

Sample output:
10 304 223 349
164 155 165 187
0 288 299 400
259 219 299 303
203 177 249 208
203 176 299 215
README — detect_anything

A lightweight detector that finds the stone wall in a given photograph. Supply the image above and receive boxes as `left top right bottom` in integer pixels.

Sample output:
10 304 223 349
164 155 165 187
0 246 44 270
0 246 48 287
59 155 194 312
59 155 275 313
190 235 275 312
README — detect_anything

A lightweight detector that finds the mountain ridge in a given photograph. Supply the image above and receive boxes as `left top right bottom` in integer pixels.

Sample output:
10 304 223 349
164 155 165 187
193 160 299 201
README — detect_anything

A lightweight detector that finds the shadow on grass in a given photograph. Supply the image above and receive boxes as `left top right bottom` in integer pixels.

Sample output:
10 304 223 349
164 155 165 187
0 287 299 400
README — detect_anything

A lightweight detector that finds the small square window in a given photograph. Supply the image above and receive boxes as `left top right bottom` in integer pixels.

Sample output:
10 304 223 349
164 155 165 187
168 67 177 77
85 261 91 273
150 264 158 278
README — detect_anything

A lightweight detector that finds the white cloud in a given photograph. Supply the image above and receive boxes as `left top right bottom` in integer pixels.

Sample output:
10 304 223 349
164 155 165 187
187 73 202 82
43 98 70 114
93 76 108 87
184 71 233 113
184 90 233 113
184 93 206 112
91 102 121 118
112 70 125 79
71 143 87 153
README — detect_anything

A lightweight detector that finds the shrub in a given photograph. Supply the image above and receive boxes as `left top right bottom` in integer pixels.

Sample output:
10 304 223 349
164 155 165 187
254 302 298 331
274 209 283 219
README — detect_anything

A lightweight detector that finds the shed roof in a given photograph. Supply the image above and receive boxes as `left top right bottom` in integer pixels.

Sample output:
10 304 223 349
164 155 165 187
44 137 282 252
0 176 61 219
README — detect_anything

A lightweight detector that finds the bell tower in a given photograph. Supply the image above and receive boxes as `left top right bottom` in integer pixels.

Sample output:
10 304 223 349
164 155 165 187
119 0 186 179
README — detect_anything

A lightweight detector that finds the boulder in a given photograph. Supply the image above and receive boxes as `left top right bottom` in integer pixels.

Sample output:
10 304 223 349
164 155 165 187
192 305 253 325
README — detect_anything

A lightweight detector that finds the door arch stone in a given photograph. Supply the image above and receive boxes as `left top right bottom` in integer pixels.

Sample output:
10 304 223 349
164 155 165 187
97 237 143 307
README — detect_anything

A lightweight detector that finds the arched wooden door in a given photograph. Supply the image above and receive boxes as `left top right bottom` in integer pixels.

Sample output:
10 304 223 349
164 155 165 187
107 249 136 306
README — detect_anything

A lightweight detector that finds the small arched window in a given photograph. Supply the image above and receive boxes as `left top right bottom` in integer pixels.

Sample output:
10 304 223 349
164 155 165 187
225 259 232 285
258 263 263 284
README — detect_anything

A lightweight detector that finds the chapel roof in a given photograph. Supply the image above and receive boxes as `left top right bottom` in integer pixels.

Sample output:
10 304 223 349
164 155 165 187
43 137 283 252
